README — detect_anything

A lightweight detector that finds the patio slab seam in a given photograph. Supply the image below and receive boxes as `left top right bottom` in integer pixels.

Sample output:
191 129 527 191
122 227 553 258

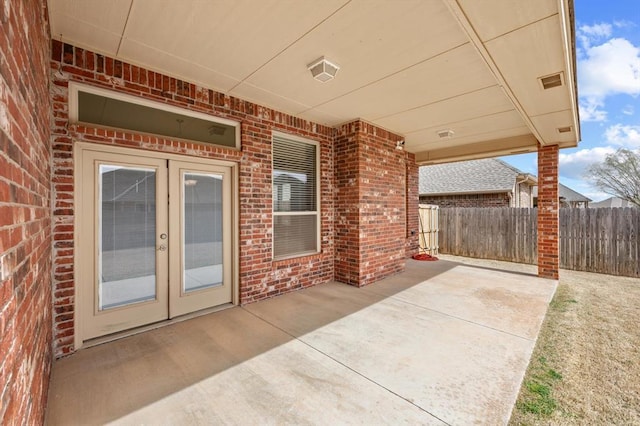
240 306 452 426
358 286 537 342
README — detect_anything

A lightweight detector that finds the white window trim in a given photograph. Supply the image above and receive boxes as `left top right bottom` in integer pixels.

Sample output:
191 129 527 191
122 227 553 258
68 82 241 150
272 131 321 260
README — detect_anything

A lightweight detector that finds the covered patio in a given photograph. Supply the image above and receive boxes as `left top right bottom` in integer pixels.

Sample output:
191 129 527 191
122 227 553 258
1 1 580 423
46 259 556 425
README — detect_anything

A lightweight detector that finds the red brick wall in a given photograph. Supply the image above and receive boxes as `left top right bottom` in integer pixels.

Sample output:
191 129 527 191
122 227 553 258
0 0 52 423
420 192 510 208
335 121 407 287
50 41 335 356
405 153 419 258
537 144 559 279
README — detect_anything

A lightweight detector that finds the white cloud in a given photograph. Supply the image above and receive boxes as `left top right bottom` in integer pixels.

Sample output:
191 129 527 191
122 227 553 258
576 23 612 56
559 146 616 179
579 96 608 122
579 38 640 99
622 104 634 115
575 25 640 122
613 20 635 29
578 23 612 40
604 124 640 148
559 125 640 180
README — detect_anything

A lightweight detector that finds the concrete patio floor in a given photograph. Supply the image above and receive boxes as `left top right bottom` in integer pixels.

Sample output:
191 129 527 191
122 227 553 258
45 258 556 425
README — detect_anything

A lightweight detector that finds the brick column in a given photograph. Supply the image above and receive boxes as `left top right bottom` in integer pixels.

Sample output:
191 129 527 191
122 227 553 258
537 143 559 279
335 120 407 286
334 123 361 285
405 152 419 258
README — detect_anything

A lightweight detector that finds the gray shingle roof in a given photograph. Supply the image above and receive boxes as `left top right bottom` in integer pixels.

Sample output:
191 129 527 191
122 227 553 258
589 197 635 208
532 183 592 202
419 158 529 195
558 184 591 202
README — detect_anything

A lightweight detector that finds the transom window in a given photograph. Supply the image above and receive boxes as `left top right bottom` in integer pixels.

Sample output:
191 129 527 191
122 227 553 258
272 133 320 259
69 82 240 149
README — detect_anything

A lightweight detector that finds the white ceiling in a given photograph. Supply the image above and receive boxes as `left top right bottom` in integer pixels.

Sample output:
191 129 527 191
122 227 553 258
48 0 579 164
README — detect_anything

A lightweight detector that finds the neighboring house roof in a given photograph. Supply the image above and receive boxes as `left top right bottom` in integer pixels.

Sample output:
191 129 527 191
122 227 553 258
532 183 592 203
590 197 637 208
419 158 536 196
559 184 592 203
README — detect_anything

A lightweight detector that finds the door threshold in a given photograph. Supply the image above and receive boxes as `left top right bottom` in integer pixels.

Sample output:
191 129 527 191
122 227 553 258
81 303 235 350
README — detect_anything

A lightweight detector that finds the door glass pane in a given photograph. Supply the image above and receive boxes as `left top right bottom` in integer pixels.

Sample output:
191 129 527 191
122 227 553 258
99 165 156 310
183 172 223 292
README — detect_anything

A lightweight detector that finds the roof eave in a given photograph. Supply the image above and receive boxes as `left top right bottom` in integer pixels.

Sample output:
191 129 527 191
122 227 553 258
419 189 511 197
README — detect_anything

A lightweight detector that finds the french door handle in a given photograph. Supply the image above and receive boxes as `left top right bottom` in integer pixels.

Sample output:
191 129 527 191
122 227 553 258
158 244 167 251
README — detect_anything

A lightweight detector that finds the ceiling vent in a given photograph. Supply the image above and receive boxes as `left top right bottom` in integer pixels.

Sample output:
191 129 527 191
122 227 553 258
308 56 340 82
539 72 564 90
557 126 572 133
437 129 454 139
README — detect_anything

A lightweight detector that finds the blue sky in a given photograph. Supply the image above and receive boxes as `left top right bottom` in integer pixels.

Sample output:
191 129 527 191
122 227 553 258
502 1 640 202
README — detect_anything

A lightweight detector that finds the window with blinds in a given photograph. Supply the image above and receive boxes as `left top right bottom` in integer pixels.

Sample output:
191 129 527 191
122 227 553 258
272 134 320 259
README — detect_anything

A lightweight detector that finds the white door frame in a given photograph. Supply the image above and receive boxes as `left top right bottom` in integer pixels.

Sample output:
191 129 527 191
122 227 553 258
73 142 239 350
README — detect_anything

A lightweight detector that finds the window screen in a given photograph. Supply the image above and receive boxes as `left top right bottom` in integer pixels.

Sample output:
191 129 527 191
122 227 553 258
273 135 319 259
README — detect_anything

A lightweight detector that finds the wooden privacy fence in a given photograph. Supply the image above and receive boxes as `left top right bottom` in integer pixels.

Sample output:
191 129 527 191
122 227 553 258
439 208 537 264
438 207 640 278
561 208 640 276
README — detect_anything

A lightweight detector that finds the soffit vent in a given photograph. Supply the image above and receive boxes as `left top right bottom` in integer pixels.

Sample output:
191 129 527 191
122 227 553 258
539 72 564 90
437 129 454 139
557 126 572 133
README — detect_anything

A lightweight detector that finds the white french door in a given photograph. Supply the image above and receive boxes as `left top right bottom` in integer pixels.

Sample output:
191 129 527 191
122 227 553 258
76 145 234 342
168 160 233 317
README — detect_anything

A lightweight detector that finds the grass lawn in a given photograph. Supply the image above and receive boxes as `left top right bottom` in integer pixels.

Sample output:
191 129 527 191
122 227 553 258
509 267 640 425
440 255 640 424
